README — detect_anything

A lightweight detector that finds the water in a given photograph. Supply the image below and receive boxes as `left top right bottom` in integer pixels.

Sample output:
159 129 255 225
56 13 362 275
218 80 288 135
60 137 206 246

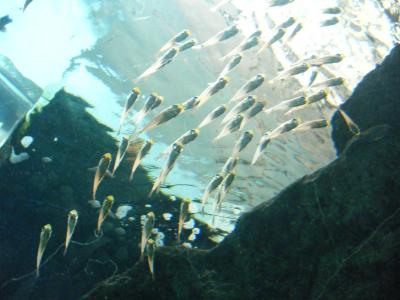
0 0 397 299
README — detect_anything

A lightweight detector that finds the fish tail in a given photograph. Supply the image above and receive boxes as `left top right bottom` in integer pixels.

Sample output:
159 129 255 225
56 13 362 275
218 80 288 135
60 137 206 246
251 149 262 165
256 43 267 55
201 191 210 212
159 42 172 53
149 173 163 198
132 109 148 126
129 158 140 181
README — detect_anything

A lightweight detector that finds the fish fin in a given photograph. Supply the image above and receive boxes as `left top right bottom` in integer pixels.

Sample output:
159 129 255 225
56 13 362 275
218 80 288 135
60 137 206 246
105 170 115 178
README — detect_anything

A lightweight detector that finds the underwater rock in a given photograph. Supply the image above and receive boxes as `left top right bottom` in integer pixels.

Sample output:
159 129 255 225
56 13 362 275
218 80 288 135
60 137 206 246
83 49 400 300
332 45 400 154
0 89 216 300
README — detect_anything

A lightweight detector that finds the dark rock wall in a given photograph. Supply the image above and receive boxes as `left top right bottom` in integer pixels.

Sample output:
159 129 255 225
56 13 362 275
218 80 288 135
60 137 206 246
332 46 400 154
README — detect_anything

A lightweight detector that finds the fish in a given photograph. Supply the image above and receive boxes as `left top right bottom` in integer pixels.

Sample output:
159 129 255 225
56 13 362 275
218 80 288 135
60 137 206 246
146 239 156 280
257 28 286 54
270 63 310 83
178 198 191 243
221 156 238 174
178 38 197 52
210 0 233 12
323 7 343 14
159 29 191 53
119 87 141 133
198 105 227 128
195 77 229 108
159 128 199 159
287 22 303 41
292 119 328 133
251 134 271 164
149 143 183 197
264 96 306 115
111 136 130 176
222 95 256 124
308 70 319 87
135 47 179 82
302 53 344 66
232 130 254 156
214 114 244 141
195 24 239 48
241 100 267 128
92 153 112 201
64 210 78 256
23 0 34 11
140 212 155 261
36 224 52 277
278 17 296 29
321 17 340 27
138 103 184 134
228 74 265 103
130 93 163 126
201 173 225 212
268 0 295 7
129 139 154 181
285 89 328 114
96 195 115 236
218 53 243 78
338 109 360 135
182 96 199 111
215 171 236 211
268 118 300 139
0 15 12 31
310 77 345 89
221 35 260 60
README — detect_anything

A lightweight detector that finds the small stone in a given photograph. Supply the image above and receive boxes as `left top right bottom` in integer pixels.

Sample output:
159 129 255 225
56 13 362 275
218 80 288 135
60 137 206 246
162 213 173 221
183 218 195 230
42 157 53 163
182 242 192 248
115 205 132 219
20 136 34 148
114 227 126 236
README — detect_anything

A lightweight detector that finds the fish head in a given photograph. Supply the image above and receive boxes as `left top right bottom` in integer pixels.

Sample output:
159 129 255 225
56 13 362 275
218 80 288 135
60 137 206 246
103 153 112 161
292 118 301 126
172 142 184 153
147 211 155 222
190 128 200 137
255 74 265 82
176 103 185 113
132 87 141 95
104 195 115 208
335 53 345 61
42 224 52 235
69 209 79 220
184 29 192 37
182 198 191 205
245 130 254 138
